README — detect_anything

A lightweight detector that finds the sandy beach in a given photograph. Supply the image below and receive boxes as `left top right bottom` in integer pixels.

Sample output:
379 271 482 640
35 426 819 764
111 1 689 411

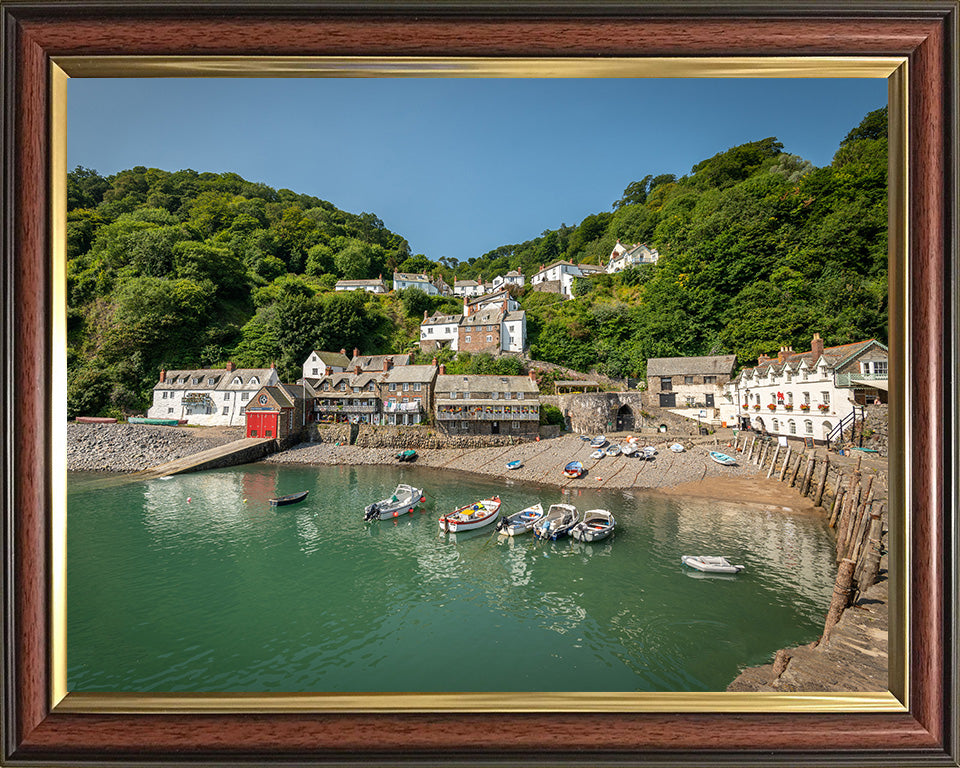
263 432 818 511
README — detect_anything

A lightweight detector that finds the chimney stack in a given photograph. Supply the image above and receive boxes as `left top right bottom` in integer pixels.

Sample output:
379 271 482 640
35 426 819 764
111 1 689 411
355 364 362 375
340 348 346 356
225 361 235 372
270 361 276 369
777 346 790 364
353 347 359 359
529 370 537 381
424 310 428 320
383 357 390 372
811 332 824 360
325 366 332 376
463 295 470 317
431 357 438 367
159 368 166 383
758 354 771 365
439 364 446 375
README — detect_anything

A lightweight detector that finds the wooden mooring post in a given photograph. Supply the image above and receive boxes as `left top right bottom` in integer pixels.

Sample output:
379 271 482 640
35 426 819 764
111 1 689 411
821 558 857 643
747 436 758 463
789 451 805 487
800 452 817 497
778 446 793 482
813 456 830 507
828 487 846 528
766 443 781 479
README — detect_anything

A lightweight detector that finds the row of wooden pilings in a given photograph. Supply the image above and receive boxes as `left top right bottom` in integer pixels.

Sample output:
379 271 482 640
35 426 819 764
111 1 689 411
730 433 887 644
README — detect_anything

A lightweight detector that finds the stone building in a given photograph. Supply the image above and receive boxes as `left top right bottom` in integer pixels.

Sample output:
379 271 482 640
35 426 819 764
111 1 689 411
434 370 540 436
303 366 383 424
419 291 527 354
302 350 351 380
645 355 738 410
380 364 438 425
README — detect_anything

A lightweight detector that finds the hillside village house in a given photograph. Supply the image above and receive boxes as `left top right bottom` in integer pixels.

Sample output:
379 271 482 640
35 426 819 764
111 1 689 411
393 272 451 296
380 364 438 425
492 269 525 291
303 366 384 424
334 277 387 294
244 384 309 440
530 260 602 298
646 355 738 415
148 363 280 426
419 290 527 354
301 350 351 380
722 334 889 443
606 241 660 273
434 370 540 436
349 350 412 372
453 278 484 297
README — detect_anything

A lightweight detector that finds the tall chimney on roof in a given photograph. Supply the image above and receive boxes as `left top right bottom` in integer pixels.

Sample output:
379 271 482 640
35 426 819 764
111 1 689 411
811 332 824 360
463 295 470 317
225 361 235 372
325 366 332 376
340 348 346 356
431 357 438 367
383 357 390 372
777 346 790 364
758 354 771 365
355 364 362 375
529 370 537 381
353 347 359 359
159 368 166 383
424 310 428 320
439 364 446 375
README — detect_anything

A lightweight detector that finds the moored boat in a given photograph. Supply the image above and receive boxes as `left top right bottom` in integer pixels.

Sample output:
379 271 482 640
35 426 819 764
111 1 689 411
681 555 744 574
669 443 685 453
571 509 616 543
439 496 501 533
533 503 580 541
364 484 425 521
709 450 737 466
605 443 621 457
506 460 523 470
495 503 545 536
269 490 309 507
562 461 584 478
396 449 418 462
75 416 118 424
128 416 180 426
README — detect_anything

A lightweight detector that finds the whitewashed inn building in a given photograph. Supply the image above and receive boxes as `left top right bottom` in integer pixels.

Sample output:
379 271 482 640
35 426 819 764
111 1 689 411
148 362 280 426
720 334 888 444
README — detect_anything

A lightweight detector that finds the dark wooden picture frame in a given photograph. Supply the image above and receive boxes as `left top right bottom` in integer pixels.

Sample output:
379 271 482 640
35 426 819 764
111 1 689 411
2 2 957 764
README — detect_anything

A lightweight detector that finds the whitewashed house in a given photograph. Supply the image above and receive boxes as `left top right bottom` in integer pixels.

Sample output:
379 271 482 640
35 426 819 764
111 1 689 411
722 334 888 444
606 241 659 273
393 272 439 295
453 278 484 297
419 311 462 350
301 350 351 380
530 260 602 298
419 290 526 354
334 277 387 293
148 362 280 426
492 269 525 290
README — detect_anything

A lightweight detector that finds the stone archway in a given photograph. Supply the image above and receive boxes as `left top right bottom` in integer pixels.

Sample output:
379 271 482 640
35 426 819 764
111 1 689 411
615 404 635 432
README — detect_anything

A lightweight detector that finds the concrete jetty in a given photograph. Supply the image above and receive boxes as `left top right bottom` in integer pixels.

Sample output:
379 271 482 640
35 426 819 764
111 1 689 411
135 437 276 480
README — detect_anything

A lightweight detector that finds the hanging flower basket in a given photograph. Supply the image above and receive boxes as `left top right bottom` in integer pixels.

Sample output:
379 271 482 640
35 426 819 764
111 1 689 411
818 404 830 411
800 404 811 411
767 404 777 410
783 404 793 410
753 405 761 410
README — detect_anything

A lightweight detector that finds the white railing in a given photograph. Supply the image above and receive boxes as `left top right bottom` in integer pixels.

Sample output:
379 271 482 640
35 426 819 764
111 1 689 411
383 401 422 413
835 372 888 387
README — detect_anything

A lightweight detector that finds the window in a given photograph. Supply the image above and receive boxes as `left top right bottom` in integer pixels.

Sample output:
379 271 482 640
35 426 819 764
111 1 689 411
232 376 242 385
805 420 814 434
802 370 809 381
772 419 779 432
193 377 200 384
786 392 794 405
486 335 493 343
513 421 520 430
240 406 246 415
491 391 498 400
661 377 672 391
353 386 360 393
250 377 259 386
415 383 421 391
704 375 716 384
803 392 810 404
822 392 831 405
684 375 694 385
403 383 409 391
788 419 797 435
241 393 249 401
162 391 168 399
167 408 173 414
389 383 396 391
222 407 229 415
466 335 471 344
312 368 318 375
518 392 524 400
368 383 375 391
223 392 231 400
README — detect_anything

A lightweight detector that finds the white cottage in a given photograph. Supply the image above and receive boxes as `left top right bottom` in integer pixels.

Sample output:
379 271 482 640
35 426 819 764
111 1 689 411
606 241 659 273
722 334 888 444
148 362 280 426
393 272 439 295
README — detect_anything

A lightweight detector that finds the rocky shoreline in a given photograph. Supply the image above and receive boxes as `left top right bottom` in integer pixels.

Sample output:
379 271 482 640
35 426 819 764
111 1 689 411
67 422 244 472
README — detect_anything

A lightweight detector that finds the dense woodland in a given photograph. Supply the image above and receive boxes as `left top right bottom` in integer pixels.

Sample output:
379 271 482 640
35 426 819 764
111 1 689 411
66 107 888 418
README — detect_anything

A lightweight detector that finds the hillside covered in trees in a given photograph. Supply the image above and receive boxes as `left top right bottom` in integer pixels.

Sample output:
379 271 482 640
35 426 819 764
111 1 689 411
66 107 887 418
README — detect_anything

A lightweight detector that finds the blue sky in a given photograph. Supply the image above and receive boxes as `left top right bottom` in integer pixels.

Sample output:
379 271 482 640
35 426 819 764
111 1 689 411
68 77 886 264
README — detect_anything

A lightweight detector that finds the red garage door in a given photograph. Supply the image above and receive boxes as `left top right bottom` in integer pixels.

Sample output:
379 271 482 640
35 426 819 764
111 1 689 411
246 410 279 438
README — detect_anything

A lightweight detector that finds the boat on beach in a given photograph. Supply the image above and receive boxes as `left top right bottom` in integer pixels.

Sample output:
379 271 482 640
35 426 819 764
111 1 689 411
439 496 501 533
533 503 580 541
605 443 621 457
495 502 545 536
364 484 425 521
709 450 737 466
589 435 607 448
642 446 657 460
621 443 638 457
670 443 685 453
681 555 744 574
562 461 584 478
590 449 605 460
506 460 523 470
396 449 418 462
269 490 309 507
570 509 615 543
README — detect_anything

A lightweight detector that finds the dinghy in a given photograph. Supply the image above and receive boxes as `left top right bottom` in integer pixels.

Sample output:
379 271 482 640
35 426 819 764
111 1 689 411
506 460 523 470
681 555 744 574
669 443 685 453
642 446 657 460
605 443 621 457
709 450 737 466
533 503 580 541
589 435 607 448
439 496 501 533
570 509 615 543
396 449 418 462
562 461 584 478
590 449 605 460
364 484 425 521
495 503 545 536
269 490 309 507
621 443 638 457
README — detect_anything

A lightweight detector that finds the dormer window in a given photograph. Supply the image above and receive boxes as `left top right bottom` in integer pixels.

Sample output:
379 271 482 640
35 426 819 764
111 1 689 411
250 377 259 386
232 376 242 385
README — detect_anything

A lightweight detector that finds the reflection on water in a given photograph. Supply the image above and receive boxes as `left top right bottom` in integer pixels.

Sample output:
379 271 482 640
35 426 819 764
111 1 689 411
68 464 837 693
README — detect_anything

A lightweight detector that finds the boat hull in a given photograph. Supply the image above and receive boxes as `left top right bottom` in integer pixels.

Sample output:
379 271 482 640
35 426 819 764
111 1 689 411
709 451 737 466
270 490 309 507
497 504 545 536
533 504 580 541
571 510 615 543
364 485 424 520
681 555 744 574
440 497 501 533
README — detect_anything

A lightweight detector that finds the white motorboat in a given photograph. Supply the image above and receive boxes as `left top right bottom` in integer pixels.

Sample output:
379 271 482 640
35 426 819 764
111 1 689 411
681 555 745 574
590 449 604 459
589 435 607 448
605 443 621 457
570 509 615 543
669 443 685 453
364 484 424 521
495 503 545 536
621 443 639 457
642 446 657 460
533 503 580 541
439 496 501 533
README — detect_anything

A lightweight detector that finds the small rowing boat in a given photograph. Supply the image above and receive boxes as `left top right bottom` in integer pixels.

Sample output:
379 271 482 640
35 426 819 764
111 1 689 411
589 435 607 448
396 449 418 462
562 461 584 478
439 496 501 533
681 555 744 574
533 503 580 540
496 503 545 536
605 443 621 457
269 490 309 507
570 509 615 543
709 450 737 466
669 443 685 453
506 460 523 470
364 484 424 521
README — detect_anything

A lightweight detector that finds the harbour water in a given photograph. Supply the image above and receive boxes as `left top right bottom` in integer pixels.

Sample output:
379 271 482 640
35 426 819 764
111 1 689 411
67 464 837 693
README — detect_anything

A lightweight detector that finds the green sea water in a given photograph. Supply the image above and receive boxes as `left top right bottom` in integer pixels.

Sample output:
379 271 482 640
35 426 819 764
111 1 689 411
67 463 837 693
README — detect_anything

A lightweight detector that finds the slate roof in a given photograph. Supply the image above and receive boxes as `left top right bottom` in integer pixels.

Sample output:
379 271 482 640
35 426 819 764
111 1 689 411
646 355 737 377
423 312 461 326
308 350 351 369
435 374 540 395
156 367 276 391
393 272 432 283
382 365 439 385
350 353 412 371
